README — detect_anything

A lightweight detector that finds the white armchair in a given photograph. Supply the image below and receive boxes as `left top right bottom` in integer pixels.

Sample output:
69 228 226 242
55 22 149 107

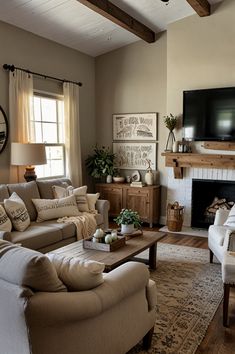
208 209 235 263
208 209 235 326
221 232 235 327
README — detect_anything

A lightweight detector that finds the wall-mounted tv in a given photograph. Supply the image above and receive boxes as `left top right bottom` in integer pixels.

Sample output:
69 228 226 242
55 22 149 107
183 87 235 141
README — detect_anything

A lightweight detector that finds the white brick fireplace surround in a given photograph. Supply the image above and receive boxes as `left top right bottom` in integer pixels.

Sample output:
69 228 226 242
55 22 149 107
166 167 235 227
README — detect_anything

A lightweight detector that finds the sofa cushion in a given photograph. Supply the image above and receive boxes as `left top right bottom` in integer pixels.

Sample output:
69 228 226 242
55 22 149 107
47 253 105 291
0 185 9 202
42 220 76 240
4 192 30 232
0 239 66 292
0 205 12 232
7 181 40 221
37 178 72 199
32 195 80 222
9 222 63 250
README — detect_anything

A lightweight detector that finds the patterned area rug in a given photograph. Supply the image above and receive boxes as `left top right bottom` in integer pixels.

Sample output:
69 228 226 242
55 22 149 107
129 243 223 354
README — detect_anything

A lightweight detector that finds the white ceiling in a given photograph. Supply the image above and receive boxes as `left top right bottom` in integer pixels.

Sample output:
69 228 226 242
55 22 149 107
0 0 223 57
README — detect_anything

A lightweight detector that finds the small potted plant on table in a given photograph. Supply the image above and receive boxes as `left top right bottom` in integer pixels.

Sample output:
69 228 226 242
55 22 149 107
114 209 142 234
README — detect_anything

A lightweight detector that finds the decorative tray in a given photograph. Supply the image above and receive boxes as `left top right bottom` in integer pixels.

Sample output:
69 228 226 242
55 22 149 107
83 236 125 252
117 229 143 240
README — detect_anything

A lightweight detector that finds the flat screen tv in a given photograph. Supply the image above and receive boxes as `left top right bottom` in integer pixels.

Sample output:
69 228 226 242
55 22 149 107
183 87 235 141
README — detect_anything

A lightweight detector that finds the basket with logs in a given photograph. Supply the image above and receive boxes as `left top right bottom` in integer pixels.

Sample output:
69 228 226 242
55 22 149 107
167 201 184 232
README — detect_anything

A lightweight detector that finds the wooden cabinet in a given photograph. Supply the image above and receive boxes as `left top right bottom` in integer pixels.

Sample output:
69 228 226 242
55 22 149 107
96 183 161 227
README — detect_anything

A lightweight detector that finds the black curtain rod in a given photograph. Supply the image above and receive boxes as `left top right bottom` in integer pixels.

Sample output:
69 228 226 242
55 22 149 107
3 64 82 87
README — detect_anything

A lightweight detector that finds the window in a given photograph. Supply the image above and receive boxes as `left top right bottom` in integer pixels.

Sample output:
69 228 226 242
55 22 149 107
31 93 65 178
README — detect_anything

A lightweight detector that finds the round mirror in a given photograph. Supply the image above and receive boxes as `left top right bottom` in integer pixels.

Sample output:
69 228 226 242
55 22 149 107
0 106 8 153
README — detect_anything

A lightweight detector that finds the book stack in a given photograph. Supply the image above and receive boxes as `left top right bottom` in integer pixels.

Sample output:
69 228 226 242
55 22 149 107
130 181 145 188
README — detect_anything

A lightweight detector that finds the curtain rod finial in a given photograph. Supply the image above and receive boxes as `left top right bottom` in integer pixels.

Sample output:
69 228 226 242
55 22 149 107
3 64 15 72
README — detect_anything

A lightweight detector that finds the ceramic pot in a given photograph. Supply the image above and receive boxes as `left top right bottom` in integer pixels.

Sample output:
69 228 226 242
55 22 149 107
145 170 154 185
106 175 112 183
121 224 134 234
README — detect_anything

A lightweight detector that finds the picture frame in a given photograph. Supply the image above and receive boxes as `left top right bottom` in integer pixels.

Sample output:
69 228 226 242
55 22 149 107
113 112 157 141
113 142 156 170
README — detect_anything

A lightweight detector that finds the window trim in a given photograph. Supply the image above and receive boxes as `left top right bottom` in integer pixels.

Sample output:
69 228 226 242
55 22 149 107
32 91 66 179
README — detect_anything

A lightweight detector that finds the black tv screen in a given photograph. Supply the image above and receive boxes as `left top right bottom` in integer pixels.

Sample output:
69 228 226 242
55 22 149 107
183 87 235 141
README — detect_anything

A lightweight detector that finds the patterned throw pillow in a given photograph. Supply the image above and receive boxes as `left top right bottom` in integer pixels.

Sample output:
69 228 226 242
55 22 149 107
52 185 74 199
68 186 90 212
32 195 80 222
4 192 30 232
0 205 12 232
224 205 235 228
52 185 90 213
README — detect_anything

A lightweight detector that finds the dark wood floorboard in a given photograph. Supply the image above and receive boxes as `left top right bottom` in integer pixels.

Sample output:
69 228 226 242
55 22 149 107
109 221 235 353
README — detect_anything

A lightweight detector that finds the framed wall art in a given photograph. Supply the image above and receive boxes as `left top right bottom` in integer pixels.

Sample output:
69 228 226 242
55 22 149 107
113 142 156 170
113 112 157 141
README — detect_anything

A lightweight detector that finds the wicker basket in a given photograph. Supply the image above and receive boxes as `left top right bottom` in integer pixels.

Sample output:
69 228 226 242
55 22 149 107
167 202 184 232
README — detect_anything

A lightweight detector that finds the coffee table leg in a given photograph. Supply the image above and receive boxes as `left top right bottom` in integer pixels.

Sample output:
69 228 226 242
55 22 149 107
149 243 157 270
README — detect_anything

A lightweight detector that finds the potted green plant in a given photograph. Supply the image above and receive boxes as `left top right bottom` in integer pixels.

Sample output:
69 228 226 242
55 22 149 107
85 145 116 182
164 113 177 151
114 209 142 234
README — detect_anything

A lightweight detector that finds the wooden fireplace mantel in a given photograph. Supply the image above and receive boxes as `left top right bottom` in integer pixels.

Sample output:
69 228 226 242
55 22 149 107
161 152 235 179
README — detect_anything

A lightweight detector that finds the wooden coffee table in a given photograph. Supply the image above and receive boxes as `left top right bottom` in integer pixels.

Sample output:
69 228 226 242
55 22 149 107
48 231 166 272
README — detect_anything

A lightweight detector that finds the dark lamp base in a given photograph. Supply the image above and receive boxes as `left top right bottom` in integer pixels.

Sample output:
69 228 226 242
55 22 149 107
24 166 37 182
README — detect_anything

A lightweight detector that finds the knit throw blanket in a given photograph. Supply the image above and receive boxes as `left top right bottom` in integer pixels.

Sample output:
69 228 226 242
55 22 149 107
57 213 97 240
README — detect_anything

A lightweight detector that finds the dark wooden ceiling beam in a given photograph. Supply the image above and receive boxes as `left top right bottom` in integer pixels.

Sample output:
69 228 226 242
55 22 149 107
77 0 155 43
186 0 211 17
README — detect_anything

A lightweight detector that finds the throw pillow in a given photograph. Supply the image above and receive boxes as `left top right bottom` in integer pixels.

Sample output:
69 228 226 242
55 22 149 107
32 195 80 222
4 192 30 232
86 193 100 212
52 184 74 199
69 186 89 212
224 205 235 228
47 253 105 291
0 239 66 292
0 205 12 232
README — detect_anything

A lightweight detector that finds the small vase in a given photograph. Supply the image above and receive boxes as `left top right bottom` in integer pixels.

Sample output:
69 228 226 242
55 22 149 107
145 170 154 185
165 130 175 152
121 224 134 234
106 175 112 183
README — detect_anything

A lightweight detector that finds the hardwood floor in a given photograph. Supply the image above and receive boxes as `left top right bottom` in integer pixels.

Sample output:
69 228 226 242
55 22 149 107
109 221 235 353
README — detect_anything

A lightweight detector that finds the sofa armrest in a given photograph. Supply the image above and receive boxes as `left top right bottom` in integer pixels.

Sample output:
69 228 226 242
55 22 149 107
146 279 157 310
95 199 110 230
0 231 11 240
26 262 150 326
214 209 230 226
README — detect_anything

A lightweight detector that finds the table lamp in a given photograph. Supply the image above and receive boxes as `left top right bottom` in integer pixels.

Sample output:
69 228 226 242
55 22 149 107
11 142 47 182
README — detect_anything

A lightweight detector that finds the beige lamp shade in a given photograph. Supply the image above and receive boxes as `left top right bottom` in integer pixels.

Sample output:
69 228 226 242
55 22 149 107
11 143 47 166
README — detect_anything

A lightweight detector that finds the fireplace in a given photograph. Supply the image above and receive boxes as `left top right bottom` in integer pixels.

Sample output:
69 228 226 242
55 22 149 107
191 179 235 229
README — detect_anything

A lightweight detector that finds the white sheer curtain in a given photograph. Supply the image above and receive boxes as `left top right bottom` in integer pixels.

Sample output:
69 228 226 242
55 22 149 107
9 69 34 182
63 82 82 187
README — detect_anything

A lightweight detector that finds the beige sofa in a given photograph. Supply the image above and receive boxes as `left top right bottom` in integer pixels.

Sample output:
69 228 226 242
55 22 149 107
0 239 157 354
0 178 110 253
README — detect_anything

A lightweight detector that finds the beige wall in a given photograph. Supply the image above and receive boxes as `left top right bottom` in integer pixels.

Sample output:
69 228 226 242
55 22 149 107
95 0 235 221
95 33 168 217
0 20 95 187
167 0 235 142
